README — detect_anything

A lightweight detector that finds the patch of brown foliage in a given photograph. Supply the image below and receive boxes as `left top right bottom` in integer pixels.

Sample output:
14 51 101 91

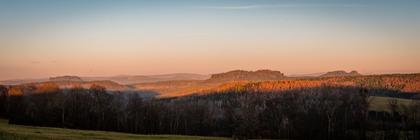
205 74 420 94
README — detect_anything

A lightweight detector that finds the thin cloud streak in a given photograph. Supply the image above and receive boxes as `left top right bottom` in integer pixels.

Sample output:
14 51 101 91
200 4 367 10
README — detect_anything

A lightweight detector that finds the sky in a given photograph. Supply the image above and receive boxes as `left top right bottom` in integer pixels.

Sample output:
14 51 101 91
0 0 419 80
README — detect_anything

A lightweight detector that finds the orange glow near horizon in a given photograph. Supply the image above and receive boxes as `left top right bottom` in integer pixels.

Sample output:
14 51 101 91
1 0 419 80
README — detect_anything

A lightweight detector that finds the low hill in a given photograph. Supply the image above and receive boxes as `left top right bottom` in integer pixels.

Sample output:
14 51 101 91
83 73 210 85
0 73 210 85
201 73 420 97
46 80 129 91
131 70 288 97
7 80 130 96
3 71 420 98
50 76 83 82
0 78 49 85
207 70 286 82
132 72 420 97
320 70 362 77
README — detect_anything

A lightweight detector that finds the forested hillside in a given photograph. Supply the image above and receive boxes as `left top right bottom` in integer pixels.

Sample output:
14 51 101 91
1 73 420 139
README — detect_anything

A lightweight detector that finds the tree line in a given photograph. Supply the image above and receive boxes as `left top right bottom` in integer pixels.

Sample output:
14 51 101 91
0 84 419 140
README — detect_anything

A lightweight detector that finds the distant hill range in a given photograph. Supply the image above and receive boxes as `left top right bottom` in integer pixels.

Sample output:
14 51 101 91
0 70 363 85
83 73 209 85
320 70 362 77
288 72 326 77
39 80 129 91
0 73 210 85
207 70 286 82
50 76 83 82
2 70 420 97
0 78 49 85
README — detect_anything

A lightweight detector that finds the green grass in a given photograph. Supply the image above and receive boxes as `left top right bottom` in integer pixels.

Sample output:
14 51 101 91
368 96 417 112
0 119 229 140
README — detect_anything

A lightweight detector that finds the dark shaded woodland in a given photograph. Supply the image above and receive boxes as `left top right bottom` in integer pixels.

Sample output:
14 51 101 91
0 83 419 140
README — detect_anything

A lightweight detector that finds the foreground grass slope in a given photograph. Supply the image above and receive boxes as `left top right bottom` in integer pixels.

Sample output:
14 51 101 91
0 119 228 140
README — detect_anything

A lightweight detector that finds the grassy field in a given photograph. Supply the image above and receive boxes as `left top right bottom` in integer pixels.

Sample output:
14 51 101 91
368 96 417 112
0 119 229 140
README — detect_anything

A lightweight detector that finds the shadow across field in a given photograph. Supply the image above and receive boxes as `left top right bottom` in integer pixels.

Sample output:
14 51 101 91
0 119 228 140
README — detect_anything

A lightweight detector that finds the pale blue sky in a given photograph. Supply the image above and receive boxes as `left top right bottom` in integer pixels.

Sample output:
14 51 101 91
0 0 419 80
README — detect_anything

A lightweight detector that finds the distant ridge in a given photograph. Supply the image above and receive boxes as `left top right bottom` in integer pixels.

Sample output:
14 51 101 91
288 72 325 77
19 80 130 91
0 73 210 85
208 69 286 82
50 76 83 82
320 70 362 77
0 78 48 85
82 73 210 85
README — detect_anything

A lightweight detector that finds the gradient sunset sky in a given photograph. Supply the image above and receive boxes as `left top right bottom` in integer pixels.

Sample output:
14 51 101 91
1 0 419 80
